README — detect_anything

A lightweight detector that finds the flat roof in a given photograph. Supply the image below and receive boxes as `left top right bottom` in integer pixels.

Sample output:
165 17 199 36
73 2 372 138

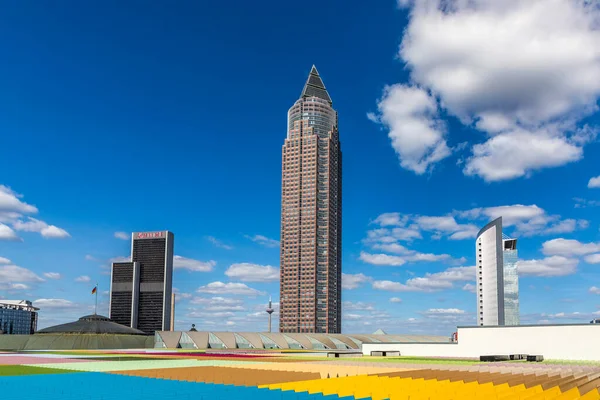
457 323 600 329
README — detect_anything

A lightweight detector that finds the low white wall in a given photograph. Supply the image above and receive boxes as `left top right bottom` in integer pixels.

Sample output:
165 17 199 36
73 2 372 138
362 324 600 361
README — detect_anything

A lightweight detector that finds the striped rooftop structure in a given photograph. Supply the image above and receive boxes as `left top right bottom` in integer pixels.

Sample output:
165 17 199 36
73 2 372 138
2 350 600 399
154 331 450 350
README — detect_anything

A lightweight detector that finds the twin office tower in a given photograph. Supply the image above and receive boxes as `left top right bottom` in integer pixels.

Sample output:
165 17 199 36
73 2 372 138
109 231 174 334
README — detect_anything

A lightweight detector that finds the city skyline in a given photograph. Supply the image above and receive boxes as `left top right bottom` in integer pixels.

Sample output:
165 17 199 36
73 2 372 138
1 0 600 336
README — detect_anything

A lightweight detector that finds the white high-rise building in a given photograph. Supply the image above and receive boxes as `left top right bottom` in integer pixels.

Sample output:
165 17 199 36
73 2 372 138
476 217 520 326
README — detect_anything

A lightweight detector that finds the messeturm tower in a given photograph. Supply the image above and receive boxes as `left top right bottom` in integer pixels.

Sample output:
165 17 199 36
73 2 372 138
279 66 342 334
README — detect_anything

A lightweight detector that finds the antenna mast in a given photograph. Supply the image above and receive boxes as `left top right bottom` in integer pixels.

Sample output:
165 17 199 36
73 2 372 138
266 296 274 333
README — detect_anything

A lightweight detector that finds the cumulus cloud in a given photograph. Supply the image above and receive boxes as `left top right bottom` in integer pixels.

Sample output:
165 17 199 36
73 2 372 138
542 238 600 256
462 283 476 293
0 223 21 241
224 263 279 282
381 0 600 180
369 85 451 174
0 265 44 283
588 176 600 189
422 308 465 316
43 272 61 280
360 252 406 266
33 298 78 309
13 217 70 239
389 297 403 303
584 254 600 264
206 236 233 250
245 234 280 248
0 185 37 218
461 205 586 237
114 232 129 240
173 256 215 272
373 266 475 292
196 281 265 297
589 287 600 295
190 296 245 312
343 301 375 311
517 256 578 277
372 213 409 227
0 257 10 264
75 275 91 283
342 273 372 290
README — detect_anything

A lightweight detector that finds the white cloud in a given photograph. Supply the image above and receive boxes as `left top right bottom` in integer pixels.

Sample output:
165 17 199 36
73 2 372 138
0 257 10 264
224 263 279 282
589 287 600 295
190 296 245 312
360 250 457 266
0 223 21 241
542 238 600 256
0 265 44 283
197 281 265 297
517 256 578 277
343 301 375 311
462 283 476 293
342 273 372 290
392 0 600 181
33 298 77 309
390 297 403 303
372 213 408 227
43 272 61 280
85 255 96 261
371 243 412 254
372 266 475 292
114 232 129 240
369 84 451 174
245 234 280 248
422 308 465 316
173 255 215 272
588 176 600 189
573 198 600 208
360 252 406 266
0 185 38 218
462 205 585 237
364 227 422 243
463 129 585 181
206 236 233 250
75 275 91 283
415 216 479 239
584 254 600 264
13 217 70 239
7 283 29 290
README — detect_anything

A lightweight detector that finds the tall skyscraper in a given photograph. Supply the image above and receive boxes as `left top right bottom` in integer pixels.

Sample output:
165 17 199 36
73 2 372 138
279 66 342 334
476 218 520 326
109 231 174 334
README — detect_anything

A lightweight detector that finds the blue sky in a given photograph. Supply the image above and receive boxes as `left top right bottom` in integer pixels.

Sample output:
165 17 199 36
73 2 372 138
1 0 599 335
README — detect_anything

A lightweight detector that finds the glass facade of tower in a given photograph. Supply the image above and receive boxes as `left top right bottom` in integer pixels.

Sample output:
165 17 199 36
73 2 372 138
503 236 520 326
0 300 38 334
280 66 342 334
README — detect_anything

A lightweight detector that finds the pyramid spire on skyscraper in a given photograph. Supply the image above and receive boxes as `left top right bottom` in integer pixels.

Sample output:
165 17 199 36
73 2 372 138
301 65 332 104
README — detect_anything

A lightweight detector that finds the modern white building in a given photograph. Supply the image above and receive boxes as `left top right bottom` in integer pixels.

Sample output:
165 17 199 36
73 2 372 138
476 217 519 326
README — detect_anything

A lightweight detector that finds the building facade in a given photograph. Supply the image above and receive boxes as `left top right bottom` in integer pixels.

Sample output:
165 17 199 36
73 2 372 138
476 217 520 326
502 234 520 325
109 231 174 333
0 300 38 334
279 66 342 334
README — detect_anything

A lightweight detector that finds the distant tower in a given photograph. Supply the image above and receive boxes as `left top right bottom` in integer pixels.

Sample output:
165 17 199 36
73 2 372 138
476 217 520 326
266 296 274 333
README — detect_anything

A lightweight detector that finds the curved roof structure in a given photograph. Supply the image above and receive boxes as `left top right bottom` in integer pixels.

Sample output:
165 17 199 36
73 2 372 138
36 314 147 335
155 331 449 350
